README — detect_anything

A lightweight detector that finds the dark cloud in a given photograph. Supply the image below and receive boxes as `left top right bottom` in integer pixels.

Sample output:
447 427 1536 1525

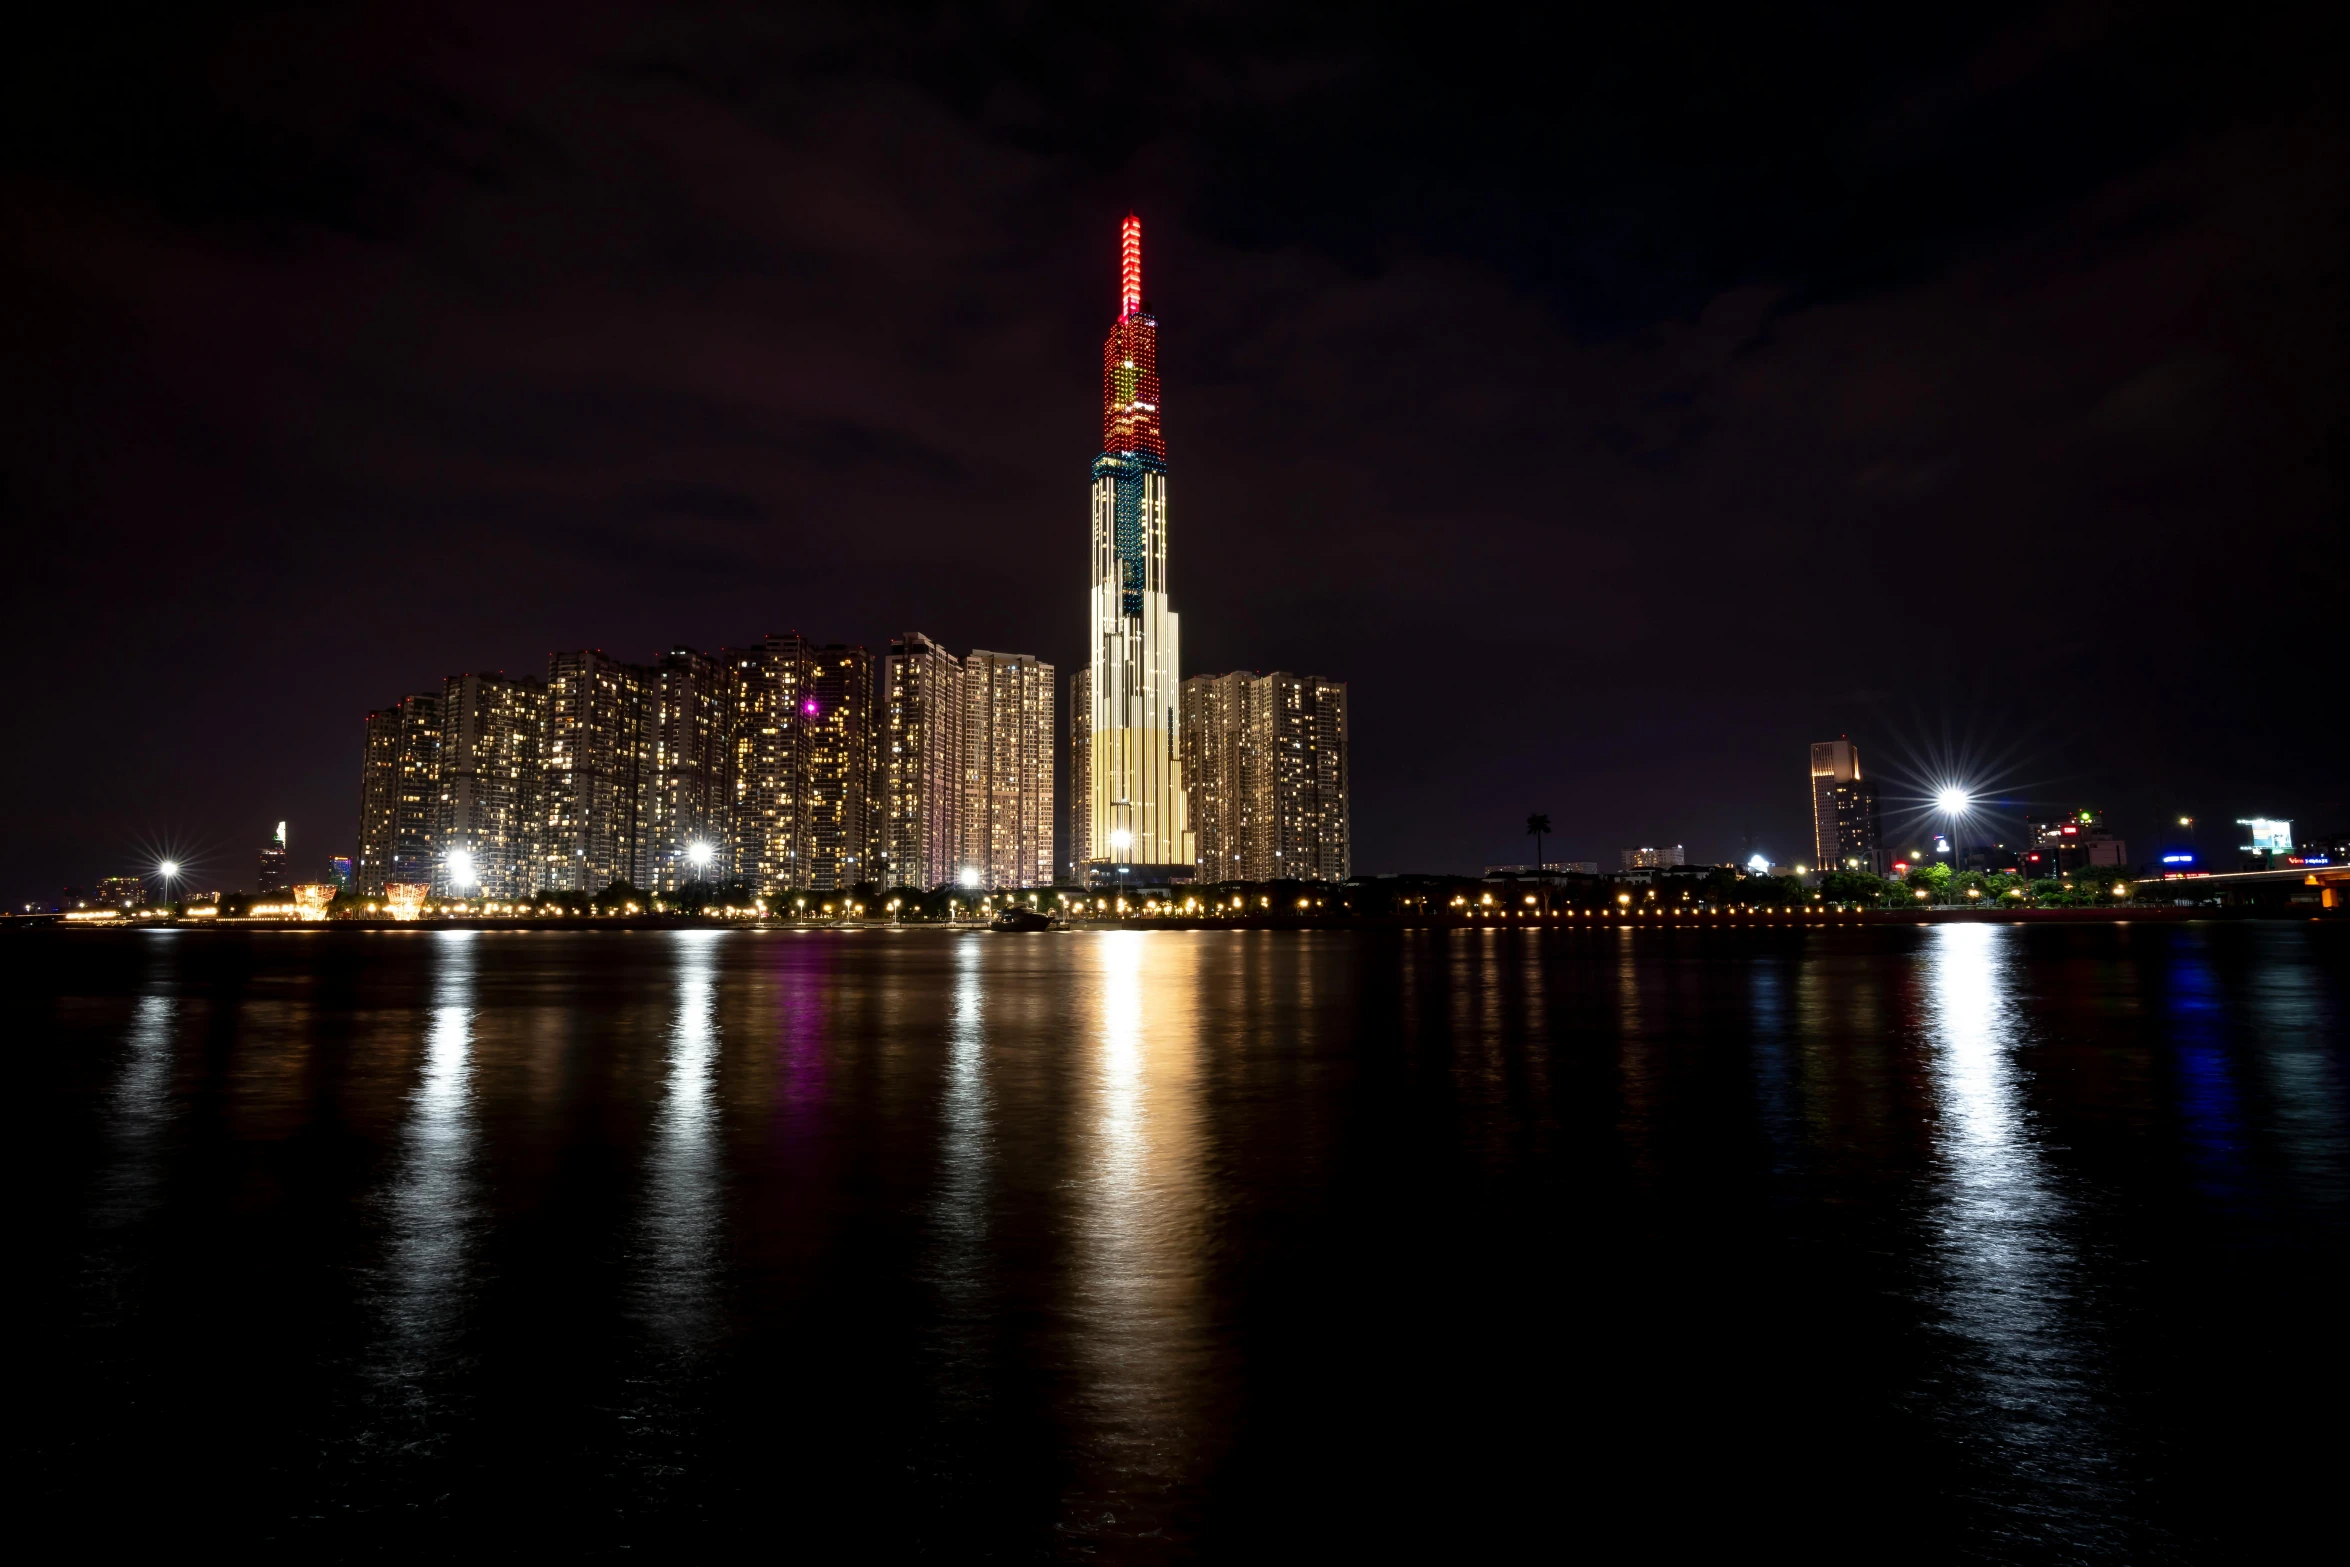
1 0 2343 897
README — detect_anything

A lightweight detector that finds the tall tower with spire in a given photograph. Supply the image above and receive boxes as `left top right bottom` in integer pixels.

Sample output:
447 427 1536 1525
1086 215 1193 878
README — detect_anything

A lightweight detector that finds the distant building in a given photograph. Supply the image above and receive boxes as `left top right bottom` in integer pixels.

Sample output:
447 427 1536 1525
1621 845 1685 869
883 633 966 891
328 856 354 889
439 671 545 898
1180 671 1351 882
801 642 878 893
257 821 290 894
1809 738 1884 875
539 650 652 894
94 875 146 908
1066 666 1092 875
644 648 735 891
2023 808 2127 875
357 693 441 896
963 650 1055 888
1486 862 1598 877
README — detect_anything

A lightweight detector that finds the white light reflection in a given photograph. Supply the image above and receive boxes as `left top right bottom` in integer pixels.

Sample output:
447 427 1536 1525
379 930 478 1381
1921 924 2120 1548
1068 931 1205 1543
90 935 181 1283
640 930 723 1346
925 937 994 1404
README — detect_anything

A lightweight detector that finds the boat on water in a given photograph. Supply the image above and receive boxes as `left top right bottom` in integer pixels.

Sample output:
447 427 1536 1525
988 907 1055 932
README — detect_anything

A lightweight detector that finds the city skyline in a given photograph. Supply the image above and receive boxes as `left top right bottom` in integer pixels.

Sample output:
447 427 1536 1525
3 4 2342 902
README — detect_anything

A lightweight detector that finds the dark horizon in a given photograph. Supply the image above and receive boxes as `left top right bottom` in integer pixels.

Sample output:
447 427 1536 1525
6 2 2344 902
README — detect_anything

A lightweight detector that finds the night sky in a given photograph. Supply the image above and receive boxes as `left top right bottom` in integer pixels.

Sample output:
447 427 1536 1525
5 2 2343 900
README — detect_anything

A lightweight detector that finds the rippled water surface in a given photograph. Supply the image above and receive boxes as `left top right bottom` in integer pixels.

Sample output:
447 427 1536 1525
21 924 2349 1559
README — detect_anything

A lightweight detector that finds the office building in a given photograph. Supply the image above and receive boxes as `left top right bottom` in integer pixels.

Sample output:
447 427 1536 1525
257 821 290 894
644 648 735 890
883 632 966 890
1809 738 1885 875
964 650 1056 888
356 693 441 895
539 650 652 893
1085 215 1193 875
95 875 146 908
1622 845 1686 869
1180 670 1351 883
438 671 545 898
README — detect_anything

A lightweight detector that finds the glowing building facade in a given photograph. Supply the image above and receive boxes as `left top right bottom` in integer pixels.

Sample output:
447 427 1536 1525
356 693 441 896
963 650 1055 888
437 671 544 897
1181 671 1351 883
1086 215 1193 877
883 632 966 891
1809 738 1884 875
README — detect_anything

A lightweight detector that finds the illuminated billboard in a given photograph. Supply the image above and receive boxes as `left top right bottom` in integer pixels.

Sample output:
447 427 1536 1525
2237 818 2293 853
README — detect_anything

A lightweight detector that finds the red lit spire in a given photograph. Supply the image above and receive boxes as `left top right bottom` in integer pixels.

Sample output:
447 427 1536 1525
1102 215 1163 459
1120 215 1142 320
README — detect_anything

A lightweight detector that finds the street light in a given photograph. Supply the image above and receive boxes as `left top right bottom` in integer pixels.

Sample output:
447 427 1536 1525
1935 786 1972 875
446 848 478 891
686 841 715 873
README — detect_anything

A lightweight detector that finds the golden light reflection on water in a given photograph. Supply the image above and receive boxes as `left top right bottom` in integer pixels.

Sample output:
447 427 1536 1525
1067 931 1207 1539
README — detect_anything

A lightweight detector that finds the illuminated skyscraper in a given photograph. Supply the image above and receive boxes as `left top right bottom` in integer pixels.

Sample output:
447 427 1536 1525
726 633 877 896
1181 671 1350 882
1066 665 1091 874
540 650 652 893
438 671 544 898
1809 738 1884 874
883 633 965 890
1086 215 1193 877
963 650 1055 888
257 821 290 894
356 693 441 895
644 647 735 891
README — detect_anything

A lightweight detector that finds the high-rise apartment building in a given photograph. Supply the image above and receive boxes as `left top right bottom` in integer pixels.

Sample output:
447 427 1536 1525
438 671 545 897
540 650 652 893
1621 845 1686 869
356 693 441 895
882 633 965 890
1067 665 1092 875
644 648 735 890
1086 216 1193 876
1180 671 1350 883
801 642 877 893
963 650 1055 888
1809 738 1884 875
725 634 877 895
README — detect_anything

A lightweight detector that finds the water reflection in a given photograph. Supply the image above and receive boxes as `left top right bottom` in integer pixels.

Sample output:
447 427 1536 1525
86 933 181 1324
638 931 724 1348
2165 936 2254 1215
1920 925 2119 1548
926 938 994 1410
379 930 479 1383
1069 932 1206 1540
2243 938 2349 1215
